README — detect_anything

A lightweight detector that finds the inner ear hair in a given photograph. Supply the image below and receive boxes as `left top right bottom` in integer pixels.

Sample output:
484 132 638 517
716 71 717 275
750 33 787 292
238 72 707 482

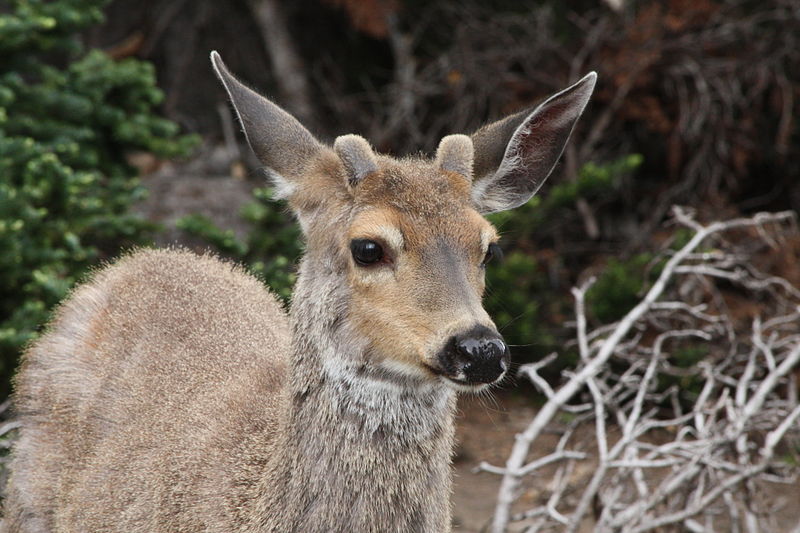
435 134 474 180
210 51 323 182
334 134 379 188
469 72 597 214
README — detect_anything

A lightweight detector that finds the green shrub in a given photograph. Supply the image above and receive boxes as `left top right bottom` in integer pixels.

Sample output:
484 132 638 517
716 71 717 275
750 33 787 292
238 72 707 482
0 0 196 396
488 154 643 243
484 250 554 360
486 154 643 364
585 254 653 323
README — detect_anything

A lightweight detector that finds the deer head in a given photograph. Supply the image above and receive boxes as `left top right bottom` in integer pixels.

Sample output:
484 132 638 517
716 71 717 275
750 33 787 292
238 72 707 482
211 51 595 391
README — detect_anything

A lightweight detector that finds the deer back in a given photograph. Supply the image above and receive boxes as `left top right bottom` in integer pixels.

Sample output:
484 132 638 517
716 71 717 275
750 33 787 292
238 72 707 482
4 249 291 531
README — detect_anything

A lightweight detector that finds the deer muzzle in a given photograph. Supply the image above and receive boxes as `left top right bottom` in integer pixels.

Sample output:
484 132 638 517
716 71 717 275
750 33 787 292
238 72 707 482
436 324 509 386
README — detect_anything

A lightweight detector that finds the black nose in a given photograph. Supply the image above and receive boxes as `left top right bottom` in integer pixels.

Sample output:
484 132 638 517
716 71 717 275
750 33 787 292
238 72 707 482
438 325 509 385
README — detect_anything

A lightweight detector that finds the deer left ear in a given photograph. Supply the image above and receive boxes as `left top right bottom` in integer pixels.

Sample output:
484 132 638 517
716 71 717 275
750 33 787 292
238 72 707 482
211 51 323 198
470 72 597 214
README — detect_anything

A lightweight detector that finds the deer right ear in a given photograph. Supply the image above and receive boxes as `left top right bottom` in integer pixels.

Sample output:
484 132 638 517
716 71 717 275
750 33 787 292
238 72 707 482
470 73 597 214
211 51 323 198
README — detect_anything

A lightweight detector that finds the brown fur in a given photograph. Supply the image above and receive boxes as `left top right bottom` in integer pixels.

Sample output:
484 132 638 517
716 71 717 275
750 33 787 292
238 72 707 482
1 52 596 532
3 250 290 532
435 134 474 179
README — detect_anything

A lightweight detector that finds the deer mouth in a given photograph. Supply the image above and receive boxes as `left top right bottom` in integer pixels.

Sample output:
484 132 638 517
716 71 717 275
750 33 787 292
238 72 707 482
424 359 508 391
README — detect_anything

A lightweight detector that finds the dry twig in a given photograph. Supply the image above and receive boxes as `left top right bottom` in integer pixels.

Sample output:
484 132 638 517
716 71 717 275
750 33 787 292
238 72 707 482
484 208 800 533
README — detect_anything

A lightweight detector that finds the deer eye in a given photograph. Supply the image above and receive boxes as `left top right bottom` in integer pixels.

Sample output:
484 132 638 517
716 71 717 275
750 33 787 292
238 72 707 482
482 243 502 267
351 239 384 266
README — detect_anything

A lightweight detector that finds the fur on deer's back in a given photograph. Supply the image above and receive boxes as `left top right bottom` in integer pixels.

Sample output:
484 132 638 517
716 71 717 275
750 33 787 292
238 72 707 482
2 248 291 532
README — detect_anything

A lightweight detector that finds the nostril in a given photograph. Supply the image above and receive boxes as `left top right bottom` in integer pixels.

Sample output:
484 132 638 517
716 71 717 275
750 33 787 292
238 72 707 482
483 338 507 359
455 337 483 359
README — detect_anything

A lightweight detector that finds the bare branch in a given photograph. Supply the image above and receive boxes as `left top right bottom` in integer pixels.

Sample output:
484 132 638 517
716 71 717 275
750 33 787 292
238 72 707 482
488 208 800 532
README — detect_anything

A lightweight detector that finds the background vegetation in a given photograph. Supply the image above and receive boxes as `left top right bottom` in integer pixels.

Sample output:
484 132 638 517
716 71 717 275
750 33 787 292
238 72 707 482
0 0 195 396
0 0 798 398
1 1 798 529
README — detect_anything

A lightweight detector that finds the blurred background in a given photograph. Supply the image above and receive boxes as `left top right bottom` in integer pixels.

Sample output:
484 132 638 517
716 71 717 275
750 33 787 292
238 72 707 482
2 0 797 395
1 0 799 528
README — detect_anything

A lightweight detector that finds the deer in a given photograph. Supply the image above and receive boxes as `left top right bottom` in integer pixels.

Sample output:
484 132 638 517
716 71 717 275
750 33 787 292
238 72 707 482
0 51 595 533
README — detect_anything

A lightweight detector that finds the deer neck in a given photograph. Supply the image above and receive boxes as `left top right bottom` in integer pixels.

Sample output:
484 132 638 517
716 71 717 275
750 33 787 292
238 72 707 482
258 258 457 532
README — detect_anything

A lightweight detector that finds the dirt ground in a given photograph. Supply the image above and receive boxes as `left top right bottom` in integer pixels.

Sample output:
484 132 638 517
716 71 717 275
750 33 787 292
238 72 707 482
134 158 257 247
452 394 540 532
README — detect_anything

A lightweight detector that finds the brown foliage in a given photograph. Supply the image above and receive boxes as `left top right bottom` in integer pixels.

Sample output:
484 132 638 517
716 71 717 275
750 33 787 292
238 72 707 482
321 0 398 38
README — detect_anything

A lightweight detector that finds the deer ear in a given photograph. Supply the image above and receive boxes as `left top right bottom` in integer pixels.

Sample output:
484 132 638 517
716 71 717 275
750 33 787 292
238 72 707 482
470 72 597 214
211 51 323 197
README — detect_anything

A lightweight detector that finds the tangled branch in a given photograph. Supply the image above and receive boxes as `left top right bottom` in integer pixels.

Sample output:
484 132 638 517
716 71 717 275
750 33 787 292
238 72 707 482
484 208 800 532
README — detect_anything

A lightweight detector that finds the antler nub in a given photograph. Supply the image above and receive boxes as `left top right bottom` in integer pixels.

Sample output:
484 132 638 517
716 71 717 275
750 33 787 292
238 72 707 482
334 134 379 187
435 134 474 181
